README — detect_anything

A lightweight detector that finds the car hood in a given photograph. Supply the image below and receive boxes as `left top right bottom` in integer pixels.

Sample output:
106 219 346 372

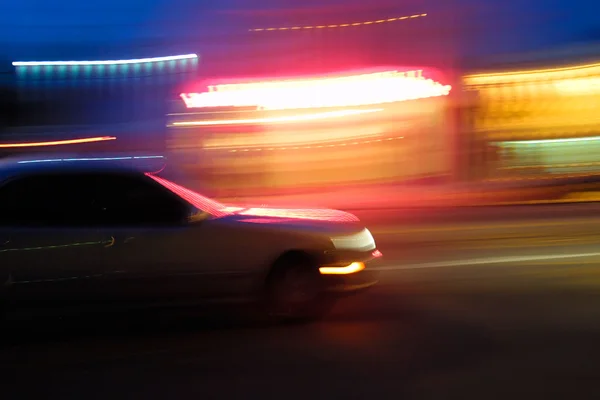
214 206 364 235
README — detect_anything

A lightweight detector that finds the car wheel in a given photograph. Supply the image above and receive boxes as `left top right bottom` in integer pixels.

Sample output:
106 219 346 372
265 253 335 323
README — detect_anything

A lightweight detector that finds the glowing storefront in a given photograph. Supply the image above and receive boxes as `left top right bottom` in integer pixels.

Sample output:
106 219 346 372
464 58 600 179
166 67 453 195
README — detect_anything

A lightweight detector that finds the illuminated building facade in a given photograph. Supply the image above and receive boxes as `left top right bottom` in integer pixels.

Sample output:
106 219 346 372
167 67 454 195
463 45 600 180
162 6 463 193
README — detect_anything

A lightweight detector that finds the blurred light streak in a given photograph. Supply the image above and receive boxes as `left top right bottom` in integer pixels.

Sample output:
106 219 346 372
237 218 285 224
464 58 600 178
223 135 403 153
464 61 600 85
502 137 600 145
222 206 245 213
235 207 360 222
12 54 198 67
554 77 600 95
181 70 451 110
0 136 116 148
170 108 383 127
147 174 360 222
17 155 164 164
501 162 600 170
146 173 230 218
192 120 395 150
249 13 427 32
489 172 600 182
319 262 365 275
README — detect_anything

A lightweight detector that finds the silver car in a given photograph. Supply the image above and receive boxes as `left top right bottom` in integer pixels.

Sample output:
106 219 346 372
0 156 381 321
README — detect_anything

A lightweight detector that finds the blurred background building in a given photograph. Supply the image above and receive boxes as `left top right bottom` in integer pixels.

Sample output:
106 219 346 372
12 53 198 127
1 1 600 193
463 42 600 181
0 58 17 130
167 68 454 195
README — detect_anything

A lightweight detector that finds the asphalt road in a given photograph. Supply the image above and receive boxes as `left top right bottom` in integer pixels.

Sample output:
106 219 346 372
2 205 600 400
351 202 600 226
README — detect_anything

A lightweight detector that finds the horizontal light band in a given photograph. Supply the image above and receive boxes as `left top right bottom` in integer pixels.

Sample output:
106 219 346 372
170 108 383 127
0 136 116 148
13 54 198 67
17 155 163 164
146 173 230 218
319 262 365 275
250 13 427 32
501 136 600 145
180 70 451 110
235 207 360 222
222 135 404 153
464 61 600 86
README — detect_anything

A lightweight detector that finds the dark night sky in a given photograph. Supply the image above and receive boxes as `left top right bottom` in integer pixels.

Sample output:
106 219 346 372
0 0 599 60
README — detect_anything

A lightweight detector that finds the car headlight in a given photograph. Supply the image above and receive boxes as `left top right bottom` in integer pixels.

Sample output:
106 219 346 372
330 228 376 251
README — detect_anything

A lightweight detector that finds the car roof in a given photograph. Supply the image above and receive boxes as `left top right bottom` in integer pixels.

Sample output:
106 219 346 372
0 153 166 182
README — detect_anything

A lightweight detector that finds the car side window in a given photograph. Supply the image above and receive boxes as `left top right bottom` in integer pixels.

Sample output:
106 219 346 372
0 174 98 227
91 174 191 226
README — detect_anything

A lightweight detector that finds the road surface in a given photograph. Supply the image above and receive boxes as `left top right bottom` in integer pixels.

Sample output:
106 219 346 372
1 204 600 399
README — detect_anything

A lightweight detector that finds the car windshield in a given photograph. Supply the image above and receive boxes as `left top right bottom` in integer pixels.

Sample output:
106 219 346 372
146 173 231 217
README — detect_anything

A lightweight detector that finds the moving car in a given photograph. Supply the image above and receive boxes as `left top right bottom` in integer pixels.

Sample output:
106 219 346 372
0 155 381 321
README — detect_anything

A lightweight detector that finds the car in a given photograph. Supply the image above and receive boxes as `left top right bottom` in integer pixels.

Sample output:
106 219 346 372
0 154 381 321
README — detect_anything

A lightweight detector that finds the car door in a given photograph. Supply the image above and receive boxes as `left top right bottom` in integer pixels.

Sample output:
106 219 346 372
0 174 108 304
91 173 223 303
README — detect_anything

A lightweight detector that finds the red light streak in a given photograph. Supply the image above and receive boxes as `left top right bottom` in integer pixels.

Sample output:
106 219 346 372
0 136 116 148
146 174 230 217
237 207 359 222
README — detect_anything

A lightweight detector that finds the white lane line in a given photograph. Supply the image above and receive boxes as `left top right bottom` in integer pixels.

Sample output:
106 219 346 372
371 252 600 271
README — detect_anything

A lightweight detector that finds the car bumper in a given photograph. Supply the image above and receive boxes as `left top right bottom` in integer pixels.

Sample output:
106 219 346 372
318 248 382 295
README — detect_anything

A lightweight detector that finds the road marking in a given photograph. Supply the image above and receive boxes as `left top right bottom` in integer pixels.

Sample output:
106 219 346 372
371 252 600 271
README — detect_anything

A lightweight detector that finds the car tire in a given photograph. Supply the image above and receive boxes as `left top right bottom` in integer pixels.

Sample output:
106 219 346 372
265 253 335 323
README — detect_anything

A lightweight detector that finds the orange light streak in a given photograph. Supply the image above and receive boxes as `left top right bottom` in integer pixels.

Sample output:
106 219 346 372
319 262 366 275
0 136 116 148
249 13 427 32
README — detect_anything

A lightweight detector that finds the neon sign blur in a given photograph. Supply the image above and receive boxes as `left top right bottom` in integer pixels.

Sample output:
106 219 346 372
13 54 198 67
180 70 452 111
